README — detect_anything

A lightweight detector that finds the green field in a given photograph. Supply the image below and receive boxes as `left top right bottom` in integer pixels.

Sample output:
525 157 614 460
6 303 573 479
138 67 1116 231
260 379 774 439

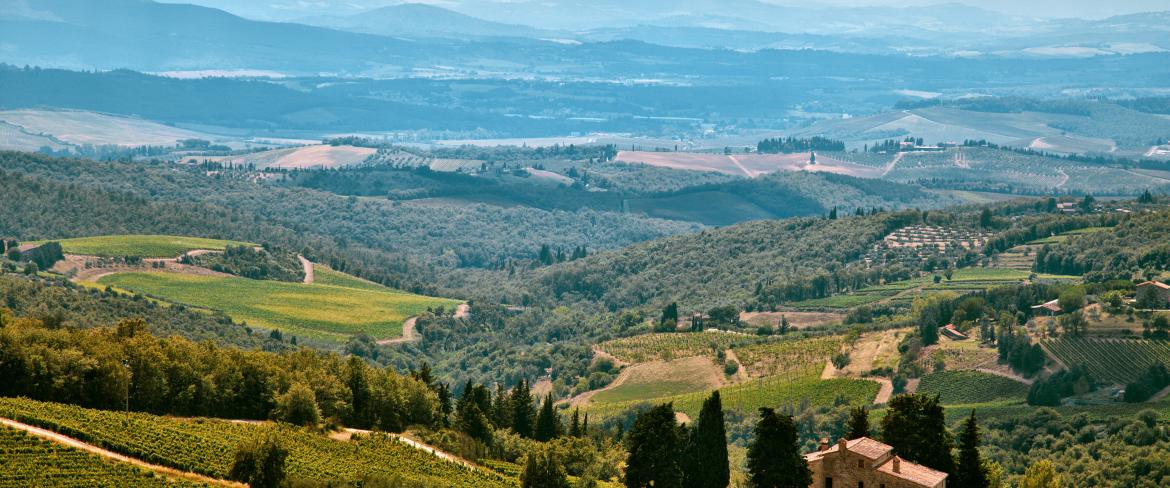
592 378 713 404
586 375 878 420
1042 338 1170 385
0 398 513 487
30 235 255 258
0 425 202 487
98 271 459 342
916 371 1029 404
312 265 395 292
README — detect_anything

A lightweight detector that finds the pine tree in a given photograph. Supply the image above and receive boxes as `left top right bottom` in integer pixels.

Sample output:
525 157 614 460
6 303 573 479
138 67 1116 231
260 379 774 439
682 391 729 488
880 394 955 474
625 404 683 488
534 393 561 441
953 410 989 488
846 406 870 440
511 380 536 439
746 408 810 488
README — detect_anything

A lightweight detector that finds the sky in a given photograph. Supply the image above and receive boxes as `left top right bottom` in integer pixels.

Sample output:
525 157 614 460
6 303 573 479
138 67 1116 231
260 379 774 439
166 0 1168 21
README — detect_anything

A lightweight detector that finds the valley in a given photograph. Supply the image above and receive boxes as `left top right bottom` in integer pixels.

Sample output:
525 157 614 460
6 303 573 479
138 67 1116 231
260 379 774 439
4 1 1170 486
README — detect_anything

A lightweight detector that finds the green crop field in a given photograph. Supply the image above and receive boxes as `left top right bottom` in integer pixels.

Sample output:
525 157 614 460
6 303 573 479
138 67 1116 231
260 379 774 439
1042 338 1170 385
312 265 395 292
0 425 203 487
585 375 878 420
98 271 460 342
0 398 514 488
916 371 1029 404
29 235 255 258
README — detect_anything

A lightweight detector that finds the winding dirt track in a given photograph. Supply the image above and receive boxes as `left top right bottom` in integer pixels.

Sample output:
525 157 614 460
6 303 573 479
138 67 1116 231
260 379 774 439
870 377 895 405
298 255 314 284
375 317 419 346
0 417 244 487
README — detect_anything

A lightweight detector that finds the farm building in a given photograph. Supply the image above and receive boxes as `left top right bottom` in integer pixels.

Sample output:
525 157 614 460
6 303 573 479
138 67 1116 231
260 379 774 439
939 324 969 340
1031 299 1062 316
1136 281 1170 309
805 437 947 488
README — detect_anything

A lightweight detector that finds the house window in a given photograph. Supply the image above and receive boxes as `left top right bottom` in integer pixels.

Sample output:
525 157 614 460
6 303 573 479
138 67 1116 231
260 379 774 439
826 477 833 488
858 460 865 468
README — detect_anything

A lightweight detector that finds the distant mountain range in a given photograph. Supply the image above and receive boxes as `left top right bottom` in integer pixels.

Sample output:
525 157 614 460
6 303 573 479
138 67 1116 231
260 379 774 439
295 3 553 40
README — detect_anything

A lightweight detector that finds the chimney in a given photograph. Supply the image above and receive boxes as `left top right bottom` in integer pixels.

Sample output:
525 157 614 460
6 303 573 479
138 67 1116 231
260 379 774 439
819 438 830 452
838 438 848 453
893 457 901 474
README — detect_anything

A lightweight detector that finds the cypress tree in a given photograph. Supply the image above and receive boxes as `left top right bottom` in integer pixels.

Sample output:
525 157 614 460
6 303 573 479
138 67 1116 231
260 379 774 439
493 383 512 429
569 407 581 437
746 407 810 488
880 394 955 474
534 393 561 441
625 403 683 488
953 410 989 488
682 391 729 488
511 380 536 439
847 406 870 440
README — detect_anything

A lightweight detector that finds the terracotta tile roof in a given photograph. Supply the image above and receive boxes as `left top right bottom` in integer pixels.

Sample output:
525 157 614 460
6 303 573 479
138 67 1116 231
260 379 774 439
1138 281 1170 290
877 456 948 488
803 437 893 462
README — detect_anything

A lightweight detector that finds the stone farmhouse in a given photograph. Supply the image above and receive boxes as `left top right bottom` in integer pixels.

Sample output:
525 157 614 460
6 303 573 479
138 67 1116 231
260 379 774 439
805 437 947 488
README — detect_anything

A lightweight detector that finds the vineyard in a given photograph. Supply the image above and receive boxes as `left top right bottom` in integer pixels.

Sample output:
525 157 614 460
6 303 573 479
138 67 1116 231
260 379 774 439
1042 338 1170 385
0 398 516 487
584 376 878 421
732 336 843 379
0 425 202 487
916 371 1029 404
597 331 758 363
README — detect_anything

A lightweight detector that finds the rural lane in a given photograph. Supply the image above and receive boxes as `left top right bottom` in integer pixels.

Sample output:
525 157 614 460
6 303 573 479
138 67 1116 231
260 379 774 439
298 255 314 284
0 417 244 487
375 317 419 346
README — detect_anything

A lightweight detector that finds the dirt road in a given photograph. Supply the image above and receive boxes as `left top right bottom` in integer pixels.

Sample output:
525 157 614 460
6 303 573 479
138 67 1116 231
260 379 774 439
376 317 419 346
298 255 314 284
870 377 894 405
0 417 244 487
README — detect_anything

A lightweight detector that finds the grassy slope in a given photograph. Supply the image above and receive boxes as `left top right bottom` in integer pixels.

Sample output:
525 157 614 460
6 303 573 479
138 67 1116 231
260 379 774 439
29 235 255 258
99 271 459 342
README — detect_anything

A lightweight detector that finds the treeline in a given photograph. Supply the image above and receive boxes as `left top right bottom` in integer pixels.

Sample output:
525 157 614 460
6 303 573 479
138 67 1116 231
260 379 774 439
756 136 844 154
7 241 64 271
0 273 269 348
1031 210 1170 280
183 245 304 282
0 314 436 430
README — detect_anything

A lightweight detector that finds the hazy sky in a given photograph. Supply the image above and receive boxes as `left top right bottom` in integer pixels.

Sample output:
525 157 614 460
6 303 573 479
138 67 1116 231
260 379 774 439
169 0 1168 21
